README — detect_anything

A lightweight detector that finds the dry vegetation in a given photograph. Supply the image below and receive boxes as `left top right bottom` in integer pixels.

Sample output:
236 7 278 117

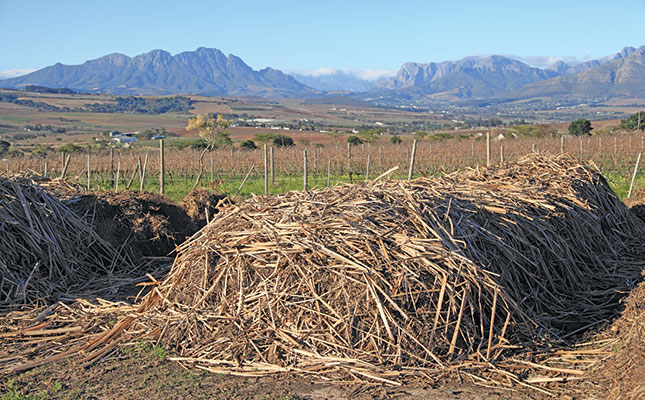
1 153 644 399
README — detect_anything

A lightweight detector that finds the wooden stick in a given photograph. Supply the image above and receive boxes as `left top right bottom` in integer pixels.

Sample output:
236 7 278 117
628 152 641 198
234 164 255 198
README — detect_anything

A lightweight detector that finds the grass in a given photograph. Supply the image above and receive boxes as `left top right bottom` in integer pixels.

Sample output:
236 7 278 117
1 378 63 400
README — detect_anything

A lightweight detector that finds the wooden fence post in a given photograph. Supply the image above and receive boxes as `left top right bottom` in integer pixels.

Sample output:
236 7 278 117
303 150 308 191
486 131 491 167
560 135 565 153
115 159 121 193
408 139 418 180
500 144 504 164
270 146 275 185
159 139 165 195
110 147 114 187
44 161 48 178
263 144 268 195
327 160 331 188
210 157 214 184
86 152 91 190
365 153 371 183
579 137 584 159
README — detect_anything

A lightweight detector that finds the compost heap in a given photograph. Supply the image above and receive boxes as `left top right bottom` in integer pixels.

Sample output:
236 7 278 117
92 154 645 378
63 191 198 262
0 177 132 306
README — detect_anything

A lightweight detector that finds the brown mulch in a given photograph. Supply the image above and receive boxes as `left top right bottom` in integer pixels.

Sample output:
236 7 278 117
64 191 199 262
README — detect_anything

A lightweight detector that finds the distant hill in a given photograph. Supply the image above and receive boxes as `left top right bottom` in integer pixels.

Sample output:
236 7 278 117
0 48 319 99
291 71 375 92
507 46 645 100
374 55 558 95
546 46 638 76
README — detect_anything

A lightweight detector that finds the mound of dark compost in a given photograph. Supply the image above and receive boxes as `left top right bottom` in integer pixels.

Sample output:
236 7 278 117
64 191 198 262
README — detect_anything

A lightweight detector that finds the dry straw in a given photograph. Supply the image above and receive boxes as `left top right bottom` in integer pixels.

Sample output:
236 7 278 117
113 153 645 379
0 176 133 306
3 153 645 385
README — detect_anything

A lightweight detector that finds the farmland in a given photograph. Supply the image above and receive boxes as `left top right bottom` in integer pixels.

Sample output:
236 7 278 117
1 90 645 400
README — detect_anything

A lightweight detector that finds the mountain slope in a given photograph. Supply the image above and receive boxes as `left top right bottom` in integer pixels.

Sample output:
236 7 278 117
370 55 559 102
507 46 645 100
291 71 376 92
0 48 318 98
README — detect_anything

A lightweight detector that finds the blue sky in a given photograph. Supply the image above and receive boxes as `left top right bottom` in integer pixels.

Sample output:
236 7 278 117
0 0 643 79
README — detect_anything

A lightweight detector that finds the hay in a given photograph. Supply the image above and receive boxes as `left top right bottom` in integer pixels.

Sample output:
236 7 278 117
0 177 134 306
110 153 645 379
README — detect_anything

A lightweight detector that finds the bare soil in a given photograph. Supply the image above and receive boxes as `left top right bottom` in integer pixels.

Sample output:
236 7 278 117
0 346 527 400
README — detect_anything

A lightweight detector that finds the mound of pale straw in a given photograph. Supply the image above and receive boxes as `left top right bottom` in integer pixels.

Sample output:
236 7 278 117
65 154 645 380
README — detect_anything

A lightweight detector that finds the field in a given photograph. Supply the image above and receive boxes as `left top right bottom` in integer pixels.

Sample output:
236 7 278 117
1 92 645 399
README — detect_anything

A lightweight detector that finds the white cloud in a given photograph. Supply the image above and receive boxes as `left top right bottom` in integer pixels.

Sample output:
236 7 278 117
0 69 36 79
288 68 397 81
511 55 594 68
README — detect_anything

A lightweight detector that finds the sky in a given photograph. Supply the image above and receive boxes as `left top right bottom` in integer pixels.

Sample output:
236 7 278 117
1 0 644 79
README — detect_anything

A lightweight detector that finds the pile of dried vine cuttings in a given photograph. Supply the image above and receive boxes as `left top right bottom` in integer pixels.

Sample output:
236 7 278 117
2 153 644 395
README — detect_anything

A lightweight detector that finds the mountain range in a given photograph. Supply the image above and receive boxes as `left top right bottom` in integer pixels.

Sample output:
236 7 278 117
1 46 644 106
0 48 317 98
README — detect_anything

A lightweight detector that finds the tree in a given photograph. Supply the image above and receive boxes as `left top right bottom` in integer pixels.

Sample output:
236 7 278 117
253 133 276 143
390 135 402 144
186 114 232 190
273 134 294 148
240 140 257 150
357 128 381 143
414 131 428 141
568 119 592 136
347 135 363 145
620 111 645 132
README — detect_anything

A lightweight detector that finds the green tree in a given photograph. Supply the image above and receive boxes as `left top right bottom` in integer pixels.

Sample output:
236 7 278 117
186 114 232 190
620 111 645 132
390 135 402 144
273 134 294 148
568 119 593 136
347 135 363 145
414 131 428 141
240 140 257 150
357 128 381 143
253 133 276 143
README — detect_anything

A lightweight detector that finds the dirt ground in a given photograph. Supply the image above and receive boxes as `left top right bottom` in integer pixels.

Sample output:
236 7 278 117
0 346 527 400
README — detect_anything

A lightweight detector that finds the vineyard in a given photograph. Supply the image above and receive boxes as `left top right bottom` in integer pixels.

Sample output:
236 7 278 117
4 132 645 200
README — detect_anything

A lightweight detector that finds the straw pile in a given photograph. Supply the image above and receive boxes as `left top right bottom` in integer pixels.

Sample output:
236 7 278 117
114 153 645 378
0 177 133 306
